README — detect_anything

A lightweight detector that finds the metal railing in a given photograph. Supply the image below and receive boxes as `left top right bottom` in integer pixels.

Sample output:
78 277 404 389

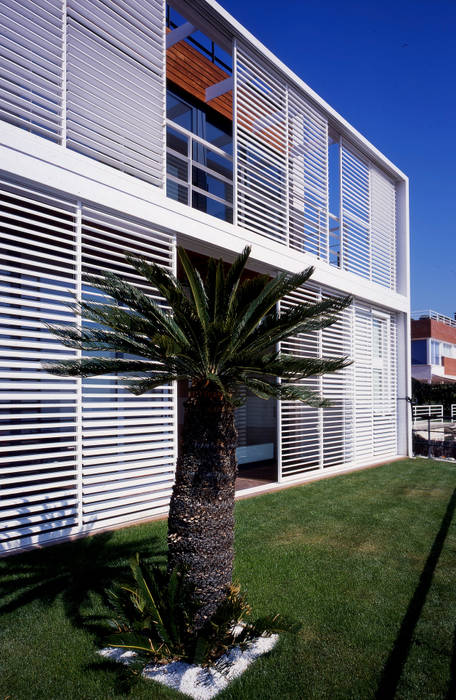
412 404 443 424
411 310 456 328
412 405 456 459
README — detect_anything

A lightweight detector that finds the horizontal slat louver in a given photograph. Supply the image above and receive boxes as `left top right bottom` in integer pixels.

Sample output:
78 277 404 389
371 167 396 289
341 143 370 280
279 285 321 477
321 294 353 468
235 42 287 243
66 0 165 186
288 87 328 260
373 313 397 457
0 176 177 554
0 177 78 549
0 0 63 141
280 286 398 478
80 206 175 528
353 304 373 461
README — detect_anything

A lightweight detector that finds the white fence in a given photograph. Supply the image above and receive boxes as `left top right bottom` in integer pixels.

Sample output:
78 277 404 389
412 404 443 423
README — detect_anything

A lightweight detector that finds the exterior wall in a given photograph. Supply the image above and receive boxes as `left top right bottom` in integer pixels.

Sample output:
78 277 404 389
411 365 433 383
412 319 456 344
279 287 398 480
443 357 456 377
0 0 410 554
0 176 177 552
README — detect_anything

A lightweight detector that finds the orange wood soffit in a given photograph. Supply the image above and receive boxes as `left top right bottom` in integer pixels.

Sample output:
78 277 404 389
165 30 286 155
166 28 233 121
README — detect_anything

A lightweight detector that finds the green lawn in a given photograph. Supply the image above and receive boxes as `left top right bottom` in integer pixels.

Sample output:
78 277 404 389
1 458 455 699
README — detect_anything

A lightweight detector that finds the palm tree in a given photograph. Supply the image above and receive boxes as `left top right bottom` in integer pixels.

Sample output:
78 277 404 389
46 246 351 630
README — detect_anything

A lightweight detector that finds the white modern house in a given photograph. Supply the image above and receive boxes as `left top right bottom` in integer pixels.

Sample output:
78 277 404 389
0 0 411 554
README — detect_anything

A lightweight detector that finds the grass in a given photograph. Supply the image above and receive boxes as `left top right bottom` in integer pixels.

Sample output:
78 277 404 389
1 458 456 699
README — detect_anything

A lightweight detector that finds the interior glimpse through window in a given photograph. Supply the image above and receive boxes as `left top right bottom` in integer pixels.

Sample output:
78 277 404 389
165 87 233 224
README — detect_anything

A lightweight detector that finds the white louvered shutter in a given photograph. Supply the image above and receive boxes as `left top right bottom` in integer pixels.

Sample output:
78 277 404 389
341 143 370 279
353 303 374 462
370 167 396 290
66 0 165 186
0 176 177 554
279 285 321 478
0 177 79 550
80 206 176 529
372 312 397 457
288 88 328 260
0 0 63 142
321 296 354 468
235 42 287 243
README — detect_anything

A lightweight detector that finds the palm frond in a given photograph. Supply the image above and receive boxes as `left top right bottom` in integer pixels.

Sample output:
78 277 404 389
226 267 316 354
44 358 162 377
45 247 351 406
177 247 210 330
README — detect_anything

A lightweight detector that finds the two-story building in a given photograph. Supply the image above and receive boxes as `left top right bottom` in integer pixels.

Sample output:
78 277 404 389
412 310 456 383
0 0 411 554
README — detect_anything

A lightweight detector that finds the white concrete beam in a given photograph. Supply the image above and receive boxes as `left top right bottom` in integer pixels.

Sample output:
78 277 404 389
205 76 233 102
166 22 195 49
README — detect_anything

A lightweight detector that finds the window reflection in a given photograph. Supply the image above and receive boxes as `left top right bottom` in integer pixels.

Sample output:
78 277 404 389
166 88 233 224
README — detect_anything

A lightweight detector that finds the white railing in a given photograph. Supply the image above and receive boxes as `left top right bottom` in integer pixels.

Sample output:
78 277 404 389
411 310 456 328
452 405 456 421
412 404 443 423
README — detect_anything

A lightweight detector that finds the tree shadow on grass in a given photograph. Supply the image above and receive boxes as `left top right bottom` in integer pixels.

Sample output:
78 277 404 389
85 659 144 696
0 531 167 633
376 488 456 699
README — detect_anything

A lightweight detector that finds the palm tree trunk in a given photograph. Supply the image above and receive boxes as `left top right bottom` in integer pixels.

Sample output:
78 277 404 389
167 384 237 631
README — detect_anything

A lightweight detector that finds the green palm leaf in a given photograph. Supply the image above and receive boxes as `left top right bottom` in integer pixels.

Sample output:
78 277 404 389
45 247 351 407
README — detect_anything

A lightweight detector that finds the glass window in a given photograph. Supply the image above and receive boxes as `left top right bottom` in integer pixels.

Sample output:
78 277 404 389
167 180 188 205
192 167 233 203
373 368 383 404
431 340 440 365
192 192 233 223
192 144 233 179
372 317 385 360
166 88 233 224
411 339 427 364
205 113 232 155
167 153 187 181
167 125 188 156
166 93 193 131
442 343 452 360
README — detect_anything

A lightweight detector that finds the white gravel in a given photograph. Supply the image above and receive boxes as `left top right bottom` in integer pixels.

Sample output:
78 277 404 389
99 633 279 699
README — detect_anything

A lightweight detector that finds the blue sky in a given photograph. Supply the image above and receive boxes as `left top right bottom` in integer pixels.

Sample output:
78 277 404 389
222 0 456 315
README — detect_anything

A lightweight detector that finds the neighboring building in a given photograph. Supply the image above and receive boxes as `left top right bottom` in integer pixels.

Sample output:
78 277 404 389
411 311 456 383
0 0 411 554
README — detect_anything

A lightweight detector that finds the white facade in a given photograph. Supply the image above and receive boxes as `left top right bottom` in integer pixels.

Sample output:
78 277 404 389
0 0 411 554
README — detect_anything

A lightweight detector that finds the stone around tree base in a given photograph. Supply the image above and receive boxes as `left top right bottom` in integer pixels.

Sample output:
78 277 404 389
99 633 278 699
